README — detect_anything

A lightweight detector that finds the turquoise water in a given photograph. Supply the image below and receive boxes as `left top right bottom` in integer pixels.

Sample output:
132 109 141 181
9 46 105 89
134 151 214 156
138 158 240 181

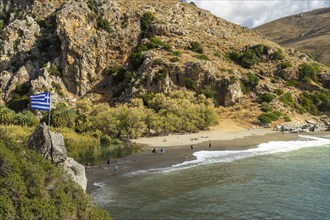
91 136 330 220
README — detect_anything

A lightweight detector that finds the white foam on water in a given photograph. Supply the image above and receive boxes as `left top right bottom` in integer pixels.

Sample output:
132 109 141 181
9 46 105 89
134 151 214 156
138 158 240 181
127 135 329 176
93 182 106 188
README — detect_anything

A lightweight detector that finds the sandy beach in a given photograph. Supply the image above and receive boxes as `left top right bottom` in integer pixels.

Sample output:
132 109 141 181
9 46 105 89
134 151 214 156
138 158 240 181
86 128 306 192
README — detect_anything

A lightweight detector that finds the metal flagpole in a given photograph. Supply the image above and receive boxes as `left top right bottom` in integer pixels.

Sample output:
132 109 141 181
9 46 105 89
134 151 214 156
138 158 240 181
48 92 51 127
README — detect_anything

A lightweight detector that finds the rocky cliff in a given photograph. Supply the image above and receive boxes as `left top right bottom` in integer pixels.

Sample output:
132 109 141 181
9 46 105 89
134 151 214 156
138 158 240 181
0 0 329 119
27 123 87 191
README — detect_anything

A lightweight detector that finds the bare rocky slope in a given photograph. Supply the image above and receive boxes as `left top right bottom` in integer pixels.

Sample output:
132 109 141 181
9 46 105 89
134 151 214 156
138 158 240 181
254 7 330 64
0 0 329 125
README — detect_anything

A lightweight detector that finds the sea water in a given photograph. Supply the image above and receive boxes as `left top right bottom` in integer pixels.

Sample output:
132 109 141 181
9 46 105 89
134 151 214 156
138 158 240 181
90 135 330 220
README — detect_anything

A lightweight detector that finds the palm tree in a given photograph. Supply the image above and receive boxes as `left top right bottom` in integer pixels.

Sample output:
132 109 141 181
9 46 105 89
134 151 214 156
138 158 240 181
51 104 77 128
14 111 39 126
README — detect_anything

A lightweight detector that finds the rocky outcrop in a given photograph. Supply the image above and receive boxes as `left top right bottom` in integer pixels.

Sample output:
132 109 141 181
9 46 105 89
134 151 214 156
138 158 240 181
224 81 243 106
27 123 87 191
27 123 67 164
274 120 325 133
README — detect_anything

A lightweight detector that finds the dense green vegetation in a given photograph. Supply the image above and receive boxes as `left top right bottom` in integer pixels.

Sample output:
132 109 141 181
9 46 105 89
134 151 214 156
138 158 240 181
258 93 276 103
94 91 218 137
140 12 155 32
278 90 330 116
0 127 111 220
258 111 282 124
97 18 112 33
240 72 259 94
228 44 284 68
189 41 204 54
0 90 218 157
298 63 320 83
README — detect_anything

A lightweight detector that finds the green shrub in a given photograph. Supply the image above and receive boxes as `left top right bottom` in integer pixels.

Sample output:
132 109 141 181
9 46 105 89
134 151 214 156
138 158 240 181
0 20 4 33
297 92 320 116
0 105 15 125
259 93 275 103
240 49 260 68
283 115 292 122
312 90 330 112
14 111 39 126
97 18 113 33
130 45 148 69
241 73 259 93
50 104 77 128
195 54 210 61
87 0 96 11
163 43 172 51
48 66 61 77
169 57 180 62
184 77 198 92
200 86 216 99
293 102 306 114
261 102 272 112
136 92 155 106
258 111 281 123
298 63 320 83
189 41 204 54
286 80 297 87
213 51 221 57
273 111 282 117
279 92 294 105
140 12 155 31
173 51 182 56
279 61 292 69
258 114 272 124
251 44 270 56
270 49 284 60
154 69 168 81
88 12 97 21
274 89 284 96
228 51 243 63
229 76 237 85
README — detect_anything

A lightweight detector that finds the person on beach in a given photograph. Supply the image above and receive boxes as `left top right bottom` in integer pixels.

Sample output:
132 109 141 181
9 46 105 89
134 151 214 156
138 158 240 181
152 148 156 154
160 148 165 154
191 145 193 150
107 158 110 165
209 143 211 148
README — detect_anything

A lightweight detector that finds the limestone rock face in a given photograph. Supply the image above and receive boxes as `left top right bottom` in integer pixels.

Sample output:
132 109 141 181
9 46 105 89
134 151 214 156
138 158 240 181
224 81 243 107
0 16 40 70
27 124 87 191
63 157 88 192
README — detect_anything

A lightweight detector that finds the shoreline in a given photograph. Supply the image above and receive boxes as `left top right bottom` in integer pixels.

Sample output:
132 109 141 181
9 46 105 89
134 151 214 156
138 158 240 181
86 130 328 193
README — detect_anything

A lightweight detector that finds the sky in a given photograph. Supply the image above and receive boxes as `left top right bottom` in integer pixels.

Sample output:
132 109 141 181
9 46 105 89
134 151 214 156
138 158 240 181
185 0 330 28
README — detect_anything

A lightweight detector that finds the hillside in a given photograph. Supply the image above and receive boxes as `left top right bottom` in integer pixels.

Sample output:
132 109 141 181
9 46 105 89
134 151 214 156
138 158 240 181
0 0 329 127
254 7 330 64
0 126 111 220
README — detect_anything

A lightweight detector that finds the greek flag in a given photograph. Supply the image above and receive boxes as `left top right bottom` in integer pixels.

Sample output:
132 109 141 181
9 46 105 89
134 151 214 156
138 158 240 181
30 92 51 111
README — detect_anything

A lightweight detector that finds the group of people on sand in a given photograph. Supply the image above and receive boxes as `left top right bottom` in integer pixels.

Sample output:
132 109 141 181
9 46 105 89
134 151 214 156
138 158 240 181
152 148 165 154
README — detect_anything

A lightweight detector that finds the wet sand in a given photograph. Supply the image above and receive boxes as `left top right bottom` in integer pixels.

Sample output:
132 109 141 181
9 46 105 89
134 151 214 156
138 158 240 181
86 131 304 192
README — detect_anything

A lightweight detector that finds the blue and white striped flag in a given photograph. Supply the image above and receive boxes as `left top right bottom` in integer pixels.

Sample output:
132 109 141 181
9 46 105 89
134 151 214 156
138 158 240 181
30 92 51 111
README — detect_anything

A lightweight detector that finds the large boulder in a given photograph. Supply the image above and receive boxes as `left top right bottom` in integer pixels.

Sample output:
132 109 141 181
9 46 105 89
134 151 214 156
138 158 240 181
224 81 243 107
27 123 87 191
27 124 67 164
63 157 88 192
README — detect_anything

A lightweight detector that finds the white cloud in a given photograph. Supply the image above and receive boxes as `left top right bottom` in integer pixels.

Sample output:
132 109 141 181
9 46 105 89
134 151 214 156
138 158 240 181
186 0 330 27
